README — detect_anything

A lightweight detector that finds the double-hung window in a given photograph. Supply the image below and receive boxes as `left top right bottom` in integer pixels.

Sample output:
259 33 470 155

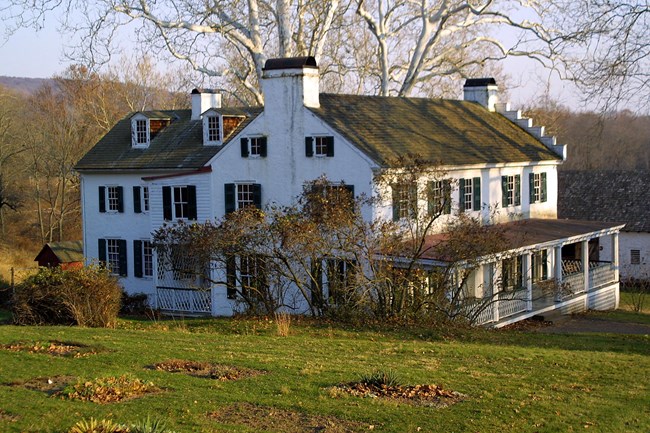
226 255 267 299
305 136 334 157
99 186 124 213
529 172 547 203
162 185 197 221
392 183 418 221
98 238 127 277
224 183 262 213
427 179 451 215
501 174 521 207
203 113 222 145
458 177 481 212
240 136 268 157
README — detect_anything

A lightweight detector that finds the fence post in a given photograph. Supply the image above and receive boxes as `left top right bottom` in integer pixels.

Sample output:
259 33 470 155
10 266 15 296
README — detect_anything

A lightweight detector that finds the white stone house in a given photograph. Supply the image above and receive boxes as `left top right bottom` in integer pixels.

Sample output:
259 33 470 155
75 57 623 326
559 170 650 281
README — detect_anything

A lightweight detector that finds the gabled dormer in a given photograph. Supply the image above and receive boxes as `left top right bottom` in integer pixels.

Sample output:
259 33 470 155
202 108 222 146
130 111 172 148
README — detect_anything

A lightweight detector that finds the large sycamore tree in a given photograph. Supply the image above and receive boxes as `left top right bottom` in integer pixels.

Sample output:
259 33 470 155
3 0 557 103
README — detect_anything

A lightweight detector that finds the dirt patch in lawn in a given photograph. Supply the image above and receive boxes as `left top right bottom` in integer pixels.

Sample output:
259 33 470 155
0 409 20 422
332 382 465 408
7 375 77 396
0 340 102 357
208 402 374 433
152 359 265 381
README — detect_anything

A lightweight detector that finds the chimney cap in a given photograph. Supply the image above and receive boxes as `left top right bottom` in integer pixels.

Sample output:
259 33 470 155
263 56 318 71
191 88 220 94
464 78 497 87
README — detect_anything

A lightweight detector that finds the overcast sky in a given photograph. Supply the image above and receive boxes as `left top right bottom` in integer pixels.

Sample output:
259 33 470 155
0 19 587 111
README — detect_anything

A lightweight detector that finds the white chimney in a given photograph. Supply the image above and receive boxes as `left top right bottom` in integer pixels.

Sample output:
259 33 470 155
261 56 320 113
463 78 498 112
191 89 222 120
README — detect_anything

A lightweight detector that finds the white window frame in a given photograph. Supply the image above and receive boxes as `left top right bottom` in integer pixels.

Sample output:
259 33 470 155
172 186 190 219
249 136 264 157
142 240 153 278
463 178 473 211
532 173 542 203
203 113 222 145
106 239 121 275
106 186 121 213
236 183 255 210
314 136 329 157
505 175 516 207
131 115 150 148
142 186 150 212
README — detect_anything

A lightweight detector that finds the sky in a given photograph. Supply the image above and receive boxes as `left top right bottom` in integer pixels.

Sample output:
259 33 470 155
0 14 586 111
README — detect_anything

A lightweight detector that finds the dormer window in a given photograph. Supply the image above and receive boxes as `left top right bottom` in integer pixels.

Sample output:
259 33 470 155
203 113 222 145
131 114 150 148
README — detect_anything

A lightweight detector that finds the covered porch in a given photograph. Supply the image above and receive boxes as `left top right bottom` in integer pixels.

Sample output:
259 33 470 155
464 219 624 327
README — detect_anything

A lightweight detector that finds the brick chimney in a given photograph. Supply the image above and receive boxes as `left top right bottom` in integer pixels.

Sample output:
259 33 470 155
463 78 498 112
191 88 222 120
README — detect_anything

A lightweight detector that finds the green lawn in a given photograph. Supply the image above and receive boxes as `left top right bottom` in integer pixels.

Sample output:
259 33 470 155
0 313 648 433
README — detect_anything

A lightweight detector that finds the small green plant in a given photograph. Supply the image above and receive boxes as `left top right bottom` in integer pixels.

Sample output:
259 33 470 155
358 369 401 388
129 416 177 433
68 417 126 433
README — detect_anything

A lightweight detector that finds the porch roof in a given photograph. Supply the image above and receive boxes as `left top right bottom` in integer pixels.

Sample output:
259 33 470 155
418 219 625 262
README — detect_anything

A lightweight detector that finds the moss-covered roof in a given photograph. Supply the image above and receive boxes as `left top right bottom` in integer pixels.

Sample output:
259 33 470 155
35 240 84 263
309 94 561 166
75 108 262 171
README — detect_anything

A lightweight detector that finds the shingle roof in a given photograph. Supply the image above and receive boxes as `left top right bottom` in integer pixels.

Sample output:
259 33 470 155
558 170 650 233
309 94 561 166
75 108 262 171
35 240 84 263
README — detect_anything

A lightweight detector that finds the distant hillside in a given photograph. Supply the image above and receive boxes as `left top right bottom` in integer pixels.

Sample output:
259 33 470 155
0 76 54 94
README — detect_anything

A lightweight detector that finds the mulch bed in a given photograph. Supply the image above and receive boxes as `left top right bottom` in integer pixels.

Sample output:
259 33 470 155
152 359 265 381
208 402 374 433
333 382 465 408
0 341 100 357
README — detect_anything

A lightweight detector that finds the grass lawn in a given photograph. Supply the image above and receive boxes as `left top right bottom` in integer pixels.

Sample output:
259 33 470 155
0 312 648 433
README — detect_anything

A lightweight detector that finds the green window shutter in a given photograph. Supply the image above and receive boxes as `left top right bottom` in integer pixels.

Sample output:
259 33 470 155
99 186 106 213
226 255 237 299
133 186 142 213
98 238 106 264
118 239 127 277
224 183 236 213
473 177 481 211
133 240 143 278
187 185 197 220
305 137 314 157
458 178 465 212
392 185 400 221
162 186 172 220
529 173 535 204
326 136 334 157
541 172 547 202
117 186 124 213
443 179 452 215
252 184 262 209
240 137 249 157
501 176 508 207
260 136 268 157
514 175 521 206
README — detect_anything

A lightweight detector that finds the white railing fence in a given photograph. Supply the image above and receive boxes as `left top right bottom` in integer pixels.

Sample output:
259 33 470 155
157 287 212 314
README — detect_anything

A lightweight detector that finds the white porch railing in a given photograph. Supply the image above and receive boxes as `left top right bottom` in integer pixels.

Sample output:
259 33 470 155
497 292 528 319
562 273 585 296
589 262 615 289
157 287 212 314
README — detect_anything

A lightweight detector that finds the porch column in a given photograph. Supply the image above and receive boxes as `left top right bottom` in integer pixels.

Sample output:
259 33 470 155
612 232 620 308
582 240 590 293
554 245 563 301
523 252 532 311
